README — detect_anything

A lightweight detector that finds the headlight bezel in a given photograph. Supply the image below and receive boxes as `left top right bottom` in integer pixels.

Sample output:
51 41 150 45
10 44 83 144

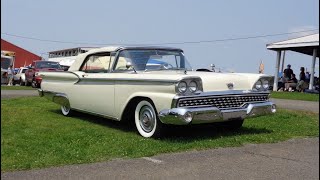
253 77 272 91
176 78 203 95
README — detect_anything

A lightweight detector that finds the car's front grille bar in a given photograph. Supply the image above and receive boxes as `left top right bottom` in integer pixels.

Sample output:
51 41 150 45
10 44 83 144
177 94 269 109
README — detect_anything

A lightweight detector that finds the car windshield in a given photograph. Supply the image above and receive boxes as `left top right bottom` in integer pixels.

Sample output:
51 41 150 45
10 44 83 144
1 57 12 69
115 49 192 72
35 61 61 69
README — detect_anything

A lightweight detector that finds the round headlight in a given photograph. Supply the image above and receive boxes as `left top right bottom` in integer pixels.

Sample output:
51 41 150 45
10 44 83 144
189 81 197 92
262 80 269 90
255 80 262 90
178 81 187 93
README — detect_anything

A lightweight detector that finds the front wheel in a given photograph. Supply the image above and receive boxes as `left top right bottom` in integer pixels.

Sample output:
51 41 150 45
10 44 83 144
31 79 38 88
135 99 163 138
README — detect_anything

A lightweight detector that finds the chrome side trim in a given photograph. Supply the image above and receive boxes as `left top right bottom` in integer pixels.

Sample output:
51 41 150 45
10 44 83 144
75 78 177 84
115 46 184 52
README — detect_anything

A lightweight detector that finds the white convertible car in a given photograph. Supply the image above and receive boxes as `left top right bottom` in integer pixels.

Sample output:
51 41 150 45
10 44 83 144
38 46 276 138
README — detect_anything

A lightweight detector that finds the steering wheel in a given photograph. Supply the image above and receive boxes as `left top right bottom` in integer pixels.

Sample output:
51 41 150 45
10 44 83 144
160 63 173 70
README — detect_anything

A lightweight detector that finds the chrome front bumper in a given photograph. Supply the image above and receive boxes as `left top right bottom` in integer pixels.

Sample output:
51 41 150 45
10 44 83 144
159 101 276 125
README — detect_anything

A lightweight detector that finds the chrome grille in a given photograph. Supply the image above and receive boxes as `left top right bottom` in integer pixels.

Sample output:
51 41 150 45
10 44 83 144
177 94 269 109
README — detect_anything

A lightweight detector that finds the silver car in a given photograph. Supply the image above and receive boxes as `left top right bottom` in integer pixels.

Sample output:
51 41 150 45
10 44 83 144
13 67 28 86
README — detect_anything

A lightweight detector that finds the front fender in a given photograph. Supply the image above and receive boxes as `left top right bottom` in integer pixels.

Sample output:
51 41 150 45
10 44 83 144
117 92 176 120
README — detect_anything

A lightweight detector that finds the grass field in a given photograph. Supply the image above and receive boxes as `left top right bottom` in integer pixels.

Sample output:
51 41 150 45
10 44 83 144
271 91 319 101
1 86 34 90
1 97 319 172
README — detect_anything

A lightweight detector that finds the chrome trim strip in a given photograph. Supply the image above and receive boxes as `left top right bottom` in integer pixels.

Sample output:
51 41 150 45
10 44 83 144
75 78 178 84
115 46 184 52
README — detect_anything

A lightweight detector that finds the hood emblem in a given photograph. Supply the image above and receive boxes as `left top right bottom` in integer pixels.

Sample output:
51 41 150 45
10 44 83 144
227 83 234 90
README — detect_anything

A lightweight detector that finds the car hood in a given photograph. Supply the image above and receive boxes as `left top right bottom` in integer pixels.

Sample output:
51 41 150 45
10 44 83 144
138 70 268 91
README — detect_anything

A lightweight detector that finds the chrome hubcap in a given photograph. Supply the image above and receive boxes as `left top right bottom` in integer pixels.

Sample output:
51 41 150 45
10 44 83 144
139 105 155 133
62 106 70 113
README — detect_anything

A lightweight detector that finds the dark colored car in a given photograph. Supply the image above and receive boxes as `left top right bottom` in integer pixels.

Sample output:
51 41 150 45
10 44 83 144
25 61 63 88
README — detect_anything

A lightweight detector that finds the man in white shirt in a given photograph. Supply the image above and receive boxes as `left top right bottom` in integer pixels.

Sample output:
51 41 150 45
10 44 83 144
7 65 14 86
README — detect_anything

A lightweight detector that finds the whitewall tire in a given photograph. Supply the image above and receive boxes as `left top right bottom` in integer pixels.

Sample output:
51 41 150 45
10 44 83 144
135 100 162 138
61 105 72 116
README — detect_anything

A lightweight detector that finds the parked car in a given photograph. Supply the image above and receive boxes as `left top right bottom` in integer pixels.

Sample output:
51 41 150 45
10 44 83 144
38 46 276 138
25 61 63 88
13 67 28 85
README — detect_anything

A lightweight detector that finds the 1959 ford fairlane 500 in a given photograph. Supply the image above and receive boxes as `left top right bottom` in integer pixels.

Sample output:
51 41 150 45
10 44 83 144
38 46 276 138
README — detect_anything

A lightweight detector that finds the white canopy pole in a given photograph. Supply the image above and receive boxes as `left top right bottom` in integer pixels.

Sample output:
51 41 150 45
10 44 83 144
273 51 281 91
309 48 317 90
281 50 286 73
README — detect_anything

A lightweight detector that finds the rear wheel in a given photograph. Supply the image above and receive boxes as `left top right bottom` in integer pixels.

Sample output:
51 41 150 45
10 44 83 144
134 99 163 138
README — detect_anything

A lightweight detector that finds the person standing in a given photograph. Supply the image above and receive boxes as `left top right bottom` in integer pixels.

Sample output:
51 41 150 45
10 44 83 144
297 67 308 92
283 64 293 82
7 65 14 86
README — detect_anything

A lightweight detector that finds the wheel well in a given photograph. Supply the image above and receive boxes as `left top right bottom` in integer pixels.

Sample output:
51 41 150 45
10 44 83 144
121 96 154 122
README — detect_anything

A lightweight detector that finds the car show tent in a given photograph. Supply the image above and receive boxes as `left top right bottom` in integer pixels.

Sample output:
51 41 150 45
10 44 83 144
266 33 319 91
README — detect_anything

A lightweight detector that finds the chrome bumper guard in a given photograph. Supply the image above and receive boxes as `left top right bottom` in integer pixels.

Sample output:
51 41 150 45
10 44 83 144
159 101 276 125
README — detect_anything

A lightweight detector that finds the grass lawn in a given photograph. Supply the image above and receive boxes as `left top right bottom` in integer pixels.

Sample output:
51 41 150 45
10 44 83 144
271 91 319 102
1 86 35 90
1 97 319 172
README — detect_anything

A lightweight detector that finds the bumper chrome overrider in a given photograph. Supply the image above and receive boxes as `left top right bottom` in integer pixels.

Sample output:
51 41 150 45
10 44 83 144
159 101 276 125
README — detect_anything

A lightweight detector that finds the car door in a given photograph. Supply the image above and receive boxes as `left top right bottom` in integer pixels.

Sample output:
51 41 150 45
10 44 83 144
70 52 116 118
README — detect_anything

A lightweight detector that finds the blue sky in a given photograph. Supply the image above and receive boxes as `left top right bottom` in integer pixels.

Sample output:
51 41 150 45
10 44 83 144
1 0 319 75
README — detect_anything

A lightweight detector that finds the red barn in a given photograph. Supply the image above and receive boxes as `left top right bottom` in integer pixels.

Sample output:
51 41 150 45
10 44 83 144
1 39 41 68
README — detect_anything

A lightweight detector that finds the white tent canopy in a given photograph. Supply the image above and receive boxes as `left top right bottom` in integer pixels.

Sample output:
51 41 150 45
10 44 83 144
266 33 319 91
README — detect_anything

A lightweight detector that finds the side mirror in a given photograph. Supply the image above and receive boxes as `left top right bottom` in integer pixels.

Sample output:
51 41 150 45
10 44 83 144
126 62 133 69
125 62 137 73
